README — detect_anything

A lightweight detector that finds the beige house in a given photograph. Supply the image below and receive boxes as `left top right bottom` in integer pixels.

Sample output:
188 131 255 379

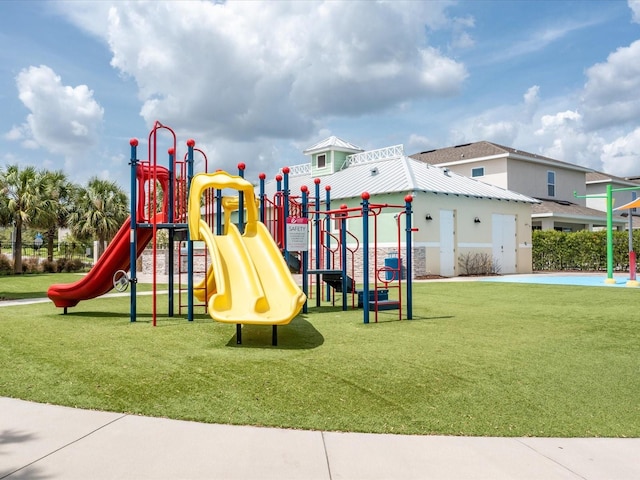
265 137 538 278
411 141 628 232
586 171 640 229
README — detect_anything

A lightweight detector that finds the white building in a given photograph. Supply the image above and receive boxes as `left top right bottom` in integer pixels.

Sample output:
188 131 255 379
264 137 538 278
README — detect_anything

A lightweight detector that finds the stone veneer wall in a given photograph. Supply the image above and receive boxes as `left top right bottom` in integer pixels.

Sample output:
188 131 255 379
348 246 426 283
140 245 426 282
139 247 207 280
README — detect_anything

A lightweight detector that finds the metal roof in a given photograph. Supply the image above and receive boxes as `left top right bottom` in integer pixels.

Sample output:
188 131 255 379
266 155 538 203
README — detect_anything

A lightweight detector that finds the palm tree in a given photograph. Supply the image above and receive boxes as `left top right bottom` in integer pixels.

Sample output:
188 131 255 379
30 170 77 261
0 164 47 273
69 177 129 258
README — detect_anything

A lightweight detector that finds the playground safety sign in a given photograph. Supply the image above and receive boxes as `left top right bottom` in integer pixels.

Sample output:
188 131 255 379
286 217 308 251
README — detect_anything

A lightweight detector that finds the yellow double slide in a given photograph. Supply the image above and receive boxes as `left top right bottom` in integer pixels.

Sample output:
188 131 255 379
188 172 306 325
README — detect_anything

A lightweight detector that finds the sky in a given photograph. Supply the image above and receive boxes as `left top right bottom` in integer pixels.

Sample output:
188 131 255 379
2 0 640 192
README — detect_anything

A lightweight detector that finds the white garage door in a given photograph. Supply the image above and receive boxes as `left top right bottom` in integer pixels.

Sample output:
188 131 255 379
492 214 516 274
440 210 456 277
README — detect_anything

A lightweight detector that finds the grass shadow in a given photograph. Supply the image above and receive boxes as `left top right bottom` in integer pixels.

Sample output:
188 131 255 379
0 292 49 300
225 316 324 350
361 314 455 324
58 310 216 328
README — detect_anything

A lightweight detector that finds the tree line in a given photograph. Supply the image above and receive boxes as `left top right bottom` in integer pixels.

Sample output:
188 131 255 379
0 164 128 274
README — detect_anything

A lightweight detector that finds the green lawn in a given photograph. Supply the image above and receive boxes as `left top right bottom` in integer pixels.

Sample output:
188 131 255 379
0 273 161 300
0 275 638 437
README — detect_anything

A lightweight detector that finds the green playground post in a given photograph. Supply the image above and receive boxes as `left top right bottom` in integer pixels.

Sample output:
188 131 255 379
605 184 614 284
576 183 640 284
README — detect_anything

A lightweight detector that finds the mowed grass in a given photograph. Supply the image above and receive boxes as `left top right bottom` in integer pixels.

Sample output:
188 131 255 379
0 275 639 437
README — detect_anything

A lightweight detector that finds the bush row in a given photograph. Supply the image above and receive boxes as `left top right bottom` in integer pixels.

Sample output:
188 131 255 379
1 230 637 275
532 229 639 271
0 256 88 275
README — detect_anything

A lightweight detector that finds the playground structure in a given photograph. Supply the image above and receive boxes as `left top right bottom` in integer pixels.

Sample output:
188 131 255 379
47 122 415 342
576 185 640 287
259 168 415 323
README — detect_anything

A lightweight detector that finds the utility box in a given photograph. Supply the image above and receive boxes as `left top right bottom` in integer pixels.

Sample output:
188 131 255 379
384 256 405 281
357 289 388 308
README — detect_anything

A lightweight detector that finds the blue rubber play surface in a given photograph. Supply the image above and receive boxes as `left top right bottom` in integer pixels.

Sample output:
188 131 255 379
481 274 635 288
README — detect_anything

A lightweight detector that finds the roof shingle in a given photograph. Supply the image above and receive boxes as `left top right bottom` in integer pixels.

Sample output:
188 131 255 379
411 141 591 172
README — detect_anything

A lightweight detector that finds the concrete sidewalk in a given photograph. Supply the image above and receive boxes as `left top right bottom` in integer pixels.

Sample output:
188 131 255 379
1 397 638 479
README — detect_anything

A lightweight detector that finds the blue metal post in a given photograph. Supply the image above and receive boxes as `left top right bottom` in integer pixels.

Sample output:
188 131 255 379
283 168 290 263
275 175 282 248
129 139 139 323
362 194 370 324
186 140 195 321
325 186 331 301
216 187 223 235
405 195 413 320
259 173 266 223
238 163 245 234
340 205 348 311
314 179 321 306
168 148 175 317
301 186 309 314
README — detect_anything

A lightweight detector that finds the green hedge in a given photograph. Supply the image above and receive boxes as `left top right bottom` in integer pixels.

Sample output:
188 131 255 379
0 256 88 276
533 229 639 271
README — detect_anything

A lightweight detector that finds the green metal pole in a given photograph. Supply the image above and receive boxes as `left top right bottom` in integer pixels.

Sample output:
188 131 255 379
605 184 615 284
576 185 640 285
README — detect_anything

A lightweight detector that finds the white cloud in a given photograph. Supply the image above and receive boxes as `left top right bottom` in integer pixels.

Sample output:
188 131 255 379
629 0 640 24
51 1 113 39
11 65 104 158
4 126 25 141
535 110 582 134
602 127 640 176
450 15 475 50
450 24 640 178
451 31 475 50
530 110 605 169
523 85 540 122
581 39 640 131
58 1 467 143
484 18 605 65
407 134 433 154
472 121 518 146
449 85 543 147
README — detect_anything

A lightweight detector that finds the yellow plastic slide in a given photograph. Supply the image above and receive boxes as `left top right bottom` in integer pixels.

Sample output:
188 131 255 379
188 172 306 325
193 196 259 303
193 264 214 303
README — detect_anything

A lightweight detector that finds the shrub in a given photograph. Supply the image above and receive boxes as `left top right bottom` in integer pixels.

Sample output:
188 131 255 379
0 255 12 275
68 259 85 272
532 229 640 271
458 252 501 276
55 258 86 273
55 258 68 273
41 259 57 273
21 257 42 274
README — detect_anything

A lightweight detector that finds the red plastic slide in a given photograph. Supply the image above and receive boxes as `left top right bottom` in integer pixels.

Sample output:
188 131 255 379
47 217 153 309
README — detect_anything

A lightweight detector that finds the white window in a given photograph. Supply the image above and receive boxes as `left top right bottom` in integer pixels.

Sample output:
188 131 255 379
547 171 556 197
317 154 326 169
471 167 484 177
632 191 637 213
